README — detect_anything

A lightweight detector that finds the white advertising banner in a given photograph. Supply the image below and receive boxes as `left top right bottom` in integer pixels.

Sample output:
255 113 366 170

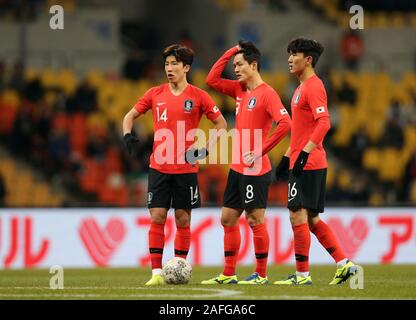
0 208 415 269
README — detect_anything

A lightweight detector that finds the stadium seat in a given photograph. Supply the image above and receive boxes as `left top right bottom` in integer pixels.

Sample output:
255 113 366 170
378 148 403 182
391 12 405 28
362 148 380 171
58 69 77 95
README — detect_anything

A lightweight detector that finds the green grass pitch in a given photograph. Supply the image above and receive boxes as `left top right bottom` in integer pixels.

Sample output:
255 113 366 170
0 265 415 300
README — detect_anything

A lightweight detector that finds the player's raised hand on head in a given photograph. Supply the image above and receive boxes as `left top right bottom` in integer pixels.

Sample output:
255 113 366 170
292 151 309 178
275 156 290 181
123 133 139 155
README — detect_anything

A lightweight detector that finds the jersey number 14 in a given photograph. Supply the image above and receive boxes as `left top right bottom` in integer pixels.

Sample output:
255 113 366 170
156 107 168 122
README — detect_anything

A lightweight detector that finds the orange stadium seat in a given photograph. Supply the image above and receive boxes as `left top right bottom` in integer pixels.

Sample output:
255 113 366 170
68 113 88 155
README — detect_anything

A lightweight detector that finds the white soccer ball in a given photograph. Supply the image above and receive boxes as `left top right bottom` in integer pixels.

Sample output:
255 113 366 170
162 257 192 284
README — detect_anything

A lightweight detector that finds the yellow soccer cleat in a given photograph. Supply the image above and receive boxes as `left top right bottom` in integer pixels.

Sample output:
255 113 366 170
238 272 269 285
273 273 312 285
329 260 358 285
201 274 238 284
145 274 166 286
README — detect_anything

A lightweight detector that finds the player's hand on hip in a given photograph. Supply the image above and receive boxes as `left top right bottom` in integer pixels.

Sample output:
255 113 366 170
185 147 209 164
292 151 309 178
275 156 290 181
123 133 139 155
243 151 255 166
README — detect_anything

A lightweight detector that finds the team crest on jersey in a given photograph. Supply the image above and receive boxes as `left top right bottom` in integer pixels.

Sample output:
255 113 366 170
248 97 257 109
147 192 153 204
294 92 301 104
184 100 194 112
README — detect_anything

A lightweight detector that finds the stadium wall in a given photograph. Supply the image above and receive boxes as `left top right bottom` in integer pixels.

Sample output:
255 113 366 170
0 208 415 269
0 9 122 73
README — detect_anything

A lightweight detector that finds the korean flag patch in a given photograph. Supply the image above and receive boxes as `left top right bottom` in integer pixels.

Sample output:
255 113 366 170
248 97 257 109
280 108 288 115
184 100 194 112
316 106 326 114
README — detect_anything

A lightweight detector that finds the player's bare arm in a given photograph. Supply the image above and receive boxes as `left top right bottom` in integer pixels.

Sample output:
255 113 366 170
205 114 227 151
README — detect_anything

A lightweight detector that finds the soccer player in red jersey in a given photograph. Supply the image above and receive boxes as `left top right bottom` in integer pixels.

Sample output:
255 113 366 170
274 38 358 285
123 44 227 285
201 40 291 285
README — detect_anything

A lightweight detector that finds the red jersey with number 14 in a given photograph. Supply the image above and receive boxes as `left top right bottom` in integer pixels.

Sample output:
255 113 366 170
290 74 330 170
134 83 221 174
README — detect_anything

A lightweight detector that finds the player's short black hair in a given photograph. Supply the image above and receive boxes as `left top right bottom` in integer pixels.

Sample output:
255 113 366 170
236 39 261 71
287 38 324 68
163 44 194 67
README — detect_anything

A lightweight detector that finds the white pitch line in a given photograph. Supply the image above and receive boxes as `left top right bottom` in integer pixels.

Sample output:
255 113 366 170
1 287 412 300
6 286 157 290
0 287 242 299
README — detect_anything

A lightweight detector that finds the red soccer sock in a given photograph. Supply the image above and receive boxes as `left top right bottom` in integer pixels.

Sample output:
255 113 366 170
223 225 241 276
174 225 191 259
293 223 311 273
251 223 269 278
310 219 346 263
149 222 165 269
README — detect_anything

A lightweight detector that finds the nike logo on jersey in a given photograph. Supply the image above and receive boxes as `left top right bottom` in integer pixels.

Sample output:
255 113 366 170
244 199 254 204
157 102 167 106
236 97 243 101
288 197 295 202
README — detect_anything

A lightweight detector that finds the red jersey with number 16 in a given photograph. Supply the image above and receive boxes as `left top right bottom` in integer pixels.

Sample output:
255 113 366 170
290 74 330 170
134 83 221 174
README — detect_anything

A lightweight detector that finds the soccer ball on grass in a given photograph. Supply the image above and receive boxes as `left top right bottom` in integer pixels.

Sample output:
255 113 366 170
162 257 192 284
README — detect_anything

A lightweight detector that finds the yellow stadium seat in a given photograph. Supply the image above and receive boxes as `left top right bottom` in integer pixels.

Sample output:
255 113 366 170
58 69 77 95
404 127 416 154
191 69 208 88
326 161 335 188
324 3 338 20
330 71 342 91
378 148 403 182
86 69 105 88
391 12 405 28
41 69 58 88
337 13 350 28
372 12 388 28
369 192 383 206
274 72 288 94
393 84 412 105
338 169 352 190
410 181 416 203
362 148 380 171
311 0 326 8
24 68 38 81
411 13 416 29
1 89 21 106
